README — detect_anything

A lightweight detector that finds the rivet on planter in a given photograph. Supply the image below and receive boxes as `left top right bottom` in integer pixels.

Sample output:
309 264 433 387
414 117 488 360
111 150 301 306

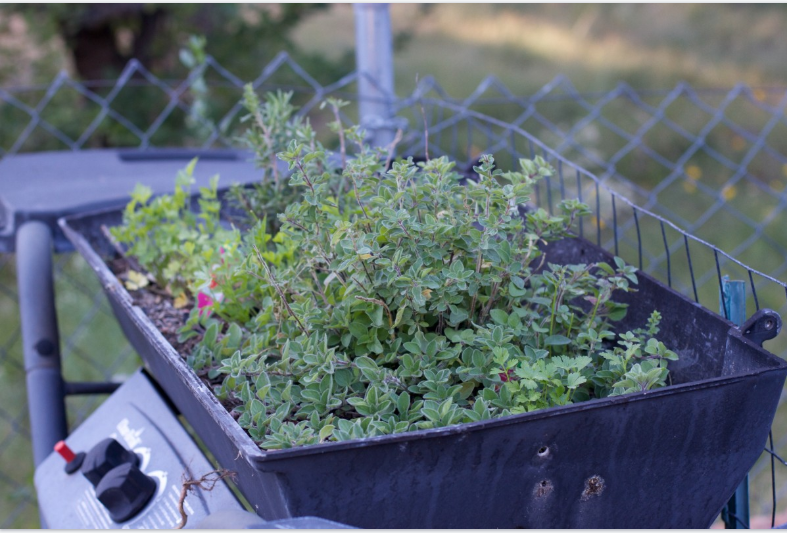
581 475 605 501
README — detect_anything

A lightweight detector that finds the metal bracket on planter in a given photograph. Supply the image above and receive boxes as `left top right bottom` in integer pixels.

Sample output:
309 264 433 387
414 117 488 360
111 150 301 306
742 309 782 348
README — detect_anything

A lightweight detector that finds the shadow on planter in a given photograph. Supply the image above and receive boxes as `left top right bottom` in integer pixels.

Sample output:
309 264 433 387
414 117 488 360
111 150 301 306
60 205 787 528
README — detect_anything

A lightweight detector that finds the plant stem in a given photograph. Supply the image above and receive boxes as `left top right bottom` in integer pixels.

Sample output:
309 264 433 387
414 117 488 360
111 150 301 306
465 248 484 327
251 245 310 337
330 104 347 170
479 281 500 324
588 291 603 328
383 128 404 174
310 269 330 306
418 89 429 162
296 159 315 194
398 220 413 239
349 172 372 232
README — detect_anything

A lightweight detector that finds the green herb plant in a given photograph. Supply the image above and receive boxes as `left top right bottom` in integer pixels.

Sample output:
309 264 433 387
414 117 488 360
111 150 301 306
113 88 678 450
224 88 341 235
110 160 235 301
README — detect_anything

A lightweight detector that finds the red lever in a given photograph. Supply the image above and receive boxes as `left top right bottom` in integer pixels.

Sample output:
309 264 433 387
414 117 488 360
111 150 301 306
54 440 76 463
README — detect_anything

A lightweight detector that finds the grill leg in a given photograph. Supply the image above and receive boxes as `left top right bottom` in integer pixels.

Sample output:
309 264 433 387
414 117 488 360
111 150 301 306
17 222 68 463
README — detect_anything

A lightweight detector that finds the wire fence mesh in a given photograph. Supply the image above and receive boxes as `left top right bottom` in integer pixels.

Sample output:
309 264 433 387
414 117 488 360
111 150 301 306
2 53 787 527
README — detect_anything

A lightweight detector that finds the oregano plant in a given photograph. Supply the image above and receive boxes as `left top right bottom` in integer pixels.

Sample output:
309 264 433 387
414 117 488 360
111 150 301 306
112 87 678 450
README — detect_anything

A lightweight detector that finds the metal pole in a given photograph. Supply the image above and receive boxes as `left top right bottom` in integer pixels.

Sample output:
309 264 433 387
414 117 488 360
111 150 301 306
17 221 68 469
720 276 749 529
354 3 395 148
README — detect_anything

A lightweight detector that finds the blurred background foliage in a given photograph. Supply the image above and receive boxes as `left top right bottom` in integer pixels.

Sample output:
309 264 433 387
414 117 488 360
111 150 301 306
0 4 358 150
2 4 787 152
1 4 346 83
3 4 787 93
293 4 787 93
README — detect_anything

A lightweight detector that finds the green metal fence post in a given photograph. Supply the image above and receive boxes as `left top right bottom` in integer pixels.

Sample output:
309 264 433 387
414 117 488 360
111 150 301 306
720 276 749 529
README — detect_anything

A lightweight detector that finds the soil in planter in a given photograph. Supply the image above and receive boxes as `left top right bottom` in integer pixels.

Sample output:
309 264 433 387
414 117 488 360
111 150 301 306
107 257 238 409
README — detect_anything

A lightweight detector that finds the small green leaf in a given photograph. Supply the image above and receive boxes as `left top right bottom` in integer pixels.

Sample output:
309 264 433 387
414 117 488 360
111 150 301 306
355 356 380 380
606 302 628 322
319 425 334 442
544 335 571 346
491 326 504 344
490 309 508 325
250 398 265 417
256 384 271 402
349 321 367 339
185 157 199 176
508 281 527 297
597 262 615 276
203 323 219 346
367 305 384 327
226 323 242 349
449 307 468 324
397 392 410 415
393 305 407 327
566 373 587 389
403 341 421 355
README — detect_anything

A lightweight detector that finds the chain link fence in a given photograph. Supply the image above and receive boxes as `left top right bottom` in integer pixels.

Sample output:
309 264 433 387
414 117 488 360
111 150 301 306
2 53 787 527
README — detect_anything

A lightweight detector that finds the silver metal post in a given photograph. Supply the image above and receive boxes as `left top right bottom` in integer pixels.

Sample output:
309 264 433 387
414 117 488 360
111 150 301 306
17 221 68 468
354 3 395 147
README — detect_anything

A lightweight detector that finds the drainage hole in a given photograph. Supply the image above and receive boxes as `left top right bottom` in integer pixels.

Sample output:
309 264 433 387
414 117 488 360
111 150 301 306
533 479 554 498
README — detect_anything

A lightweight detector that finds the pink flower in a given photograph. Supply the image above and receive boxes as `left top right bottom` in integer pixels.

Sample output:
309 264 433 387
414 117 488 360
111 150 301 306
197 292 214 316
498 369 515 382
209 274 218 289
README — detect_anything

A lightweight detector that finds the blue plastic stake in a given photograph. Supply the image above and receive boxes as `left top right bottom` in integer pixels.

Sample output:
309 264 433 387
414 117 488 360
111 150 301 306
720 276 749 529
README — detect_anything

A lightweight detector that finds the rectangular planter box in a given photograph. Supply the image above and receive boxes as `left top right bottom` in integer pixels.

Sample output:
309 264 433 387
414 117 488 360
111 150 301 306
61 206 787 528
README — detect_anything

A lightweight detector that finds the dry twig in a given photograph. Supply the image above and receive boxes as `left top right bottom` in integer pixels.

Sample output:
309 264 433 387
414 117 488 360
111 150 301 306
383 128 404 172
175 469 236 529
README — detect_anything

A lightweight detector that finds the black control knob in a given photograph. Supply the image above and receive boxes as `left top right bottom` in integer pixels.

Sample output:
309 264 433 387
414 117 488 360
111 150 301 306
95 462 157 522
81 438 139 487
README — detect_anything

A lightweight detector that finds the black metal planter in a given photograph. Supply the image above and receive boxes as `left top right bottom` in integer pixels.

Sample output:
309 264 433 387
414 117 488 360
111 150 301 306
60 207 787 529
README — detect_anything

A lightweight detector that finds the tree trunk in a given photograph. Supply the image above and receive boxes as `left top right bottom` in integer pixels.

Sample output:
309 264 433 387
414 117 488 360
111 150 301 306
70 24 126 80
61 4 166 80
